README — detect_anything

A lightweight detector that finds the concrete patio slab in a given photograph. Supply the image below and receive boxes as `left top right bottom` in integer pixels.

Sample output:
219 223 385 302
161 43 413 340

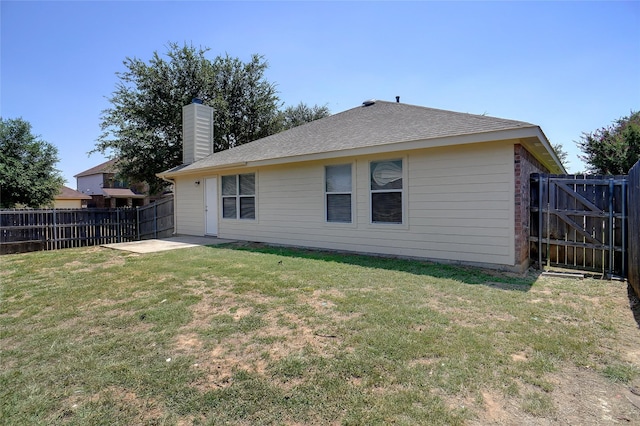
102 236 235 254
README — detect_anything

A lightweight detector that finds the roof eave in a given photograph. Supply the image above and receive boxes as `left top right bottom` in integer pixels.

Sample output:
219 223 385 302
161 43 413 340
245 127 545 168
521 127 566 174
157 161 248 179
156 126 565 177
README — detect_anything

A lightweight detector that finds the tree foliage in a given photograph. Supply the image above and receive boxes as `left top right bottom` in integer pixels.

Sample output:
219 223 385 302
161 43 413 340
94 43 329 195
0 118 64 208
279 102 330 130
578 111 640 175
552 143 569 169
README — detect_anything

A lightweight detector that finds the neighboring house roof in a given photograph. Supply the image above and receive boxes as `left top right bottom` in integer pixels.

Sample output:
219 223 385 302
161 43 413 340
56 186 92 200
159 100 565 178
102 188 146 199
75 158 119 177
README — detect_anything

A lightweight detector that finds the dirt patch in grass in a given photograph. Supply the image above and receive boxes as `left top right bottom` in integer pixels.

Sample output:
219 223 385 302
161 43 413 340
263 308 342 357
478 367 640 425
62 255 126 273
56 385 166 424
300 289 361 323
185 305 345 392
63 260 84 268
181 281 241 329
175 281 349 392
175 332 203 353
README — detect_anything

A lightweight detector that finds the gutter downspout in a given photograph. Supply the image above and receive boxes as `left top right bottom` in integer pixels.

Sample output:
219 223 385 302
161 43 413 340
160 175 178 236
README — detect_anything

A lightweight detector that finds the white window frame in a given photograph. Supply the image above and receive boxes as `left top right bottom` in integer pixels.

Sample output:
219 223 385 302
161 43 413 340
325 163 353 223
221 173 256 220
370 158 405 225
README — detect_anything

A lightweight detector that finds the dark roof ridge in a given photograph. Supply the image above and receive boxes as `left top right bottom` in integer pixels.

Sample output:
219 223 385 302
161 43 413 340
74 158 119 177
368 100 534 127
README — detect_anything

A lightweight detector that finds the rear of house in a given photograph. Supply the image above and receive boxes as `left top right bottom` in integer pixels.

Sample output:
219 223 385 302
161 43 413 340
159 99 563 271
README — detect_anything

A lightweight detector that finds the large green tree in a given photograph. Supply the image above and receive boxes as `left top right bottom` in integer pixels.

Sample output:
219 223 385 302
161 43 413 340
578 111 640 175
279 102 331 130
94 43 328 195
94 43 282 194
0 118 64 208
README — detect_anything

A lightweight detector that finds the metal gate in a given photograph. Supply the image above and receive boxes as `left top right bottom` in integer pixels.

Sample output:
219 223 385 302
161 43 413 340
530 173 628 278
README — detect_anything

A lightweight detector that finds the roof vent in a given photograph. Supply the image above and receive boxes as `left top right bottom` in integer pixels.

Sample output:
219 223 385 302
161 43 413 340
362 99 376 106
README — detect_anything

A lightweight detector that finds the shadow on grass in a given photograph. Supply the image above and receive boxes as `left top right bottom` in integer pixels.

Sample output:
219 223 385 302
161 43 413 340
208 242 538 292
627 284 640 328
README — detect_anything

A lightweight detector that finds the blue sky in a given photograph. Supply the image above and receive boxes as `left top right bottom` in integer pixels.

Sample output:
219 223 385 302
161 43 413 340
2 1 639 186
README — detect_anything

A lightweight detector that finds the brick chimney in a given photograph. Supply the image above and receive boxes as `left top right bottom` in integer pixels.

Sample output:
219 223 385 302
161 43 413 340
182 98 214 165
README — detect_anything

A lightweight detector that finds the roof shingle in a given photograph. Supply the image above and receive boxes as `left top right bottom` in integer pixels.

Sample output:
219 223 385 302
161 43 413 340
165 101 540 175
75 158 119 177
56 186 92 200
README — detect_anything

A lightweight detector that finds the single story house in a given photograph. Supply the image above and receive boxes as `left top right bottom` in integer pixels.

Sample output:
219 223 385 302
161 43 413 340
52 186 92 208
158 99 565 272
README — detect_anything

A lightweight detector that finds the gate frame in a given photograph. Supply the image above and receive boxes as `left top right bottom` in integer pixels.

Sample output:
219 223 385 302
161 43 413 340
530 173 628 278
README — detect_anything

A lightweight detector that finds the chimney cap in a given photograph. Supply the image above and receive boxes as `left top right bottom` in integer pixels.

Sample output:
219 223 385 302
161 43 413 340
191 98 203 104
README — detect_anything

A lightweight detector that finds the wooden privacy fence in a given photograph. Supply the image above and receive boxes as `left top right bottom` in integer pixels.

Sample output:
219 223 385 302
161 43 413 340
530 173 629 278
136 196 174 240
1 196 174 254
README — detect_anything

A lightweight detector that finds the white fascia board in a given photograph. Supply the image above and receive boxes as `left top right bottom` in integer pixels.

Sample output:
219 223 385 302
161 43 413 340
530 126 566 174
157 161 248 179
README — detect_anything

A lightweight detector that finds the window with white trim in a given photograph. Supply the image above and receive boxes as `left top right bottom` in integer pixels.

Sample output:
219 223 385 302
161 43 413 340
325 164 352 223
370 159 403 224
222 173 255 219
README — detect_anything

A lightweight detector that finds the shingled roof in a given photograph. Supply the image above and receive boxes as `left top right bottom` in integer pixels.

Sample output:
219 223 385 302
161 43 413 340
56 186 92 200
74 158 118 177
160 100 562 176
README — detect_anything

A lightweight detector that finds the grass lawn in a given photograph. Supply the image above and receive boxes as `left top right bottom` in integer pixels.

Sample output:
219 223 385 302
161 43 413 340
2 243 640 425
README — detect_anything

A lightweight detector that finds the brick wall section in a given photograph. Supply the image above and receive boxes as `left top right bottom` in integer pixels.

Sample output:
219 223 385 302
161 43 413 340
514 144 550 268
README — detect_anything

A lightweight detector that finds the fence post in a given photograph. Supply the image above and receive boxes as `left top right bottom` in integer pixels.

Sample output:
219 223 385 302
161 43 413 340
538 175 543 270
53 209 58 250
116 209 121 243
546 175 551 269
154 203 158 239
622 178 627 278
608 179 614 278
136 206 140 241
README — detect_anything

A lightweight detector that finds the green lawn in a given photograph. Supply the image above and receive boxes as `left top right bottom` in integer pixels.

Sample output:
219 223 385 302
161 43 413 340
1 243 638 425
